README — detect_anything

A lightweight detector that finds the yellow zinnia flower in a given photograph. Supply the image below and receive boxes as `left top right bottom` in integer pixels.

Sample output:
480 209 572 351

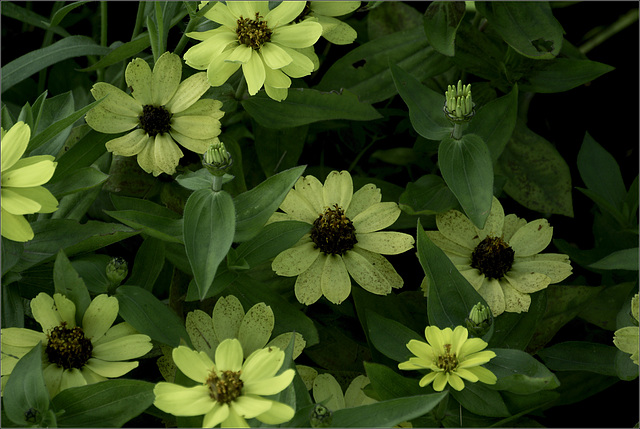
184 1 323 101
399 325 497 392
613 293 639 365
270 170 415 305
425 196 573 316
1 293 153 398
85 51 224 176
305 1 360 45
153 339 295 428
1 121 58 242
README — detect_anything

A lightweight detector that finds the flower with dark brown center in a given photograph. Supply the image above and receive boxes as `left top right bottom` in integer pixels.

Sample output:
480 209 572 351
45 321 94 370
310 204 357 255
206 369 244 404
470 236 515 280
236 13 272 50
138 105 173 137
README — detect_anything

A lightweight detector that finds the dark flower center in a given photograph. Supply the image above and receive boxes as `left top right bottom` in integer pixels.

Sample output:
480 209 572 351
45 322 93 370
139 105 172 137
206 369 244 404
471 236 515 280
436 343 459 374
310 204 357 255
236 13 272 50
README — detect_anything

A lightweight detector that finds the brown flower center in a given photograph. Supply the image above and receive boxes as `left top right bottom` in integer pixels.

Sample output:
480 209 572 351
236 13 272 50
139 105 172 137
206 369 244 404
310 204 357 255
471 236 515 280
45 322 93 370
436 344 459 373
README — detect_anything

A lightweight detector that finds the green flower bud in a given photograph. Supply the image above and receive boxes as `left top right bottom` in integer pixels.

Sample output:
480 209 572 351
203 139 232 176
106 257 128 287
444 80 475 123
310 404 333 428
465 302 492 337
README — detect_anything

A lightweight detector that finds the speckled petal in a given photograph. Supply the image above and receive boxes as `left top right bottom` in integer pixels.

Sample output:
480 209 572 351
273 241 320 276
294 175 325 214
84 358 138 378
91 334 152 361
436 209 479 250
31 293 66 332
349 246 404 290
165 72 210 114
352 202 400 234
321 254 351 304
84 104 140 134
312 373 345 411
213 295 245 343
509 219 553 257
426 230 473 257
295 253 326 305
512 254 572 283
478 197 505 240
478 278 506 316
501 281 532 313
125 57 153 105
151 52 182 106
279 187 320 223
345 183 381 219
355 231 414 255
323 170 353 209
504 270 551 294
105 129 150 157
237 303 275 357
90 82 142 117
82 294 118 342
242 346 285 381
342 249 392 296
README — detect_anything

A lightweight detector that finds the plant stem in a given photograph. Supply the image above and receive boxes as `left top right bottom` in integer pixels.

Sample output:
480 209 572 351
98 1 108 82
173 12 200 56
212 175 223 192
235 75 247 100
451 122 464 139
579 8 638 54
131 2 146 39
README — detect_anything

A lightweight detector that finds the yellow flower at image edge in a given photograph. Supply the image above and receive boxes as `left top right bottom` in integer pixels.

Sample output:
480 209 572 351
426 196 573 316
1 121 58 242
1 293 153 398
613 293 639 365
270 170 415 305
85 51 224 176
184 1 323 101
153 339 295 428
399 325 497 392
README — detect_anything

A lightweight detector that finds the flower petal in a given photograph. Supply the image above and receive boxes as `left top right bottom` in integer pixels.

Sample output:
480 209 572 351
43 363 64 398
171 115 222 140
237 303 275 357
349 246 404 290
242 346 285 381
260 42 293 69
436 209 479 250
91 334 152 361
342 249 393 295
242 50 266 95
355 231 414 255
312 373 345 411
185 31 238 70
222 407 249 428
0 208 33 242
344 375 377 408
294 175 325 213
172 346 214 383
213 295 245 342
1 187 43 214
266 1 305 27
90 82 142 117
447 373 465 391
272 241 320 276
508 219 553 257
84 358 138 378
478 278 506 316
165 72 210 114
1 327 45 349
418 371 438 388
501 281 532 313
186 310 218 358
59 367 87 393
512 254 572 283
478 197 505 240
432 372 449 391
152 133 184 176
426 230 473 257
2 156 56 188
227 44 253 64
312 15 357 45
467 366 497 385
231 394 274 419
31 292 65 333
4 186 58 214
279 186 320 223
1 122 29 172
53 293 77 326
84 104 140 134
279 45 317 78
173 98 224 119
203 403 230 428
323 170 353 209
310 1 360 17
345 183 381 219
263 64 291 89
105 129 151 157
151 52 182 106
406 339 435 362
153 382 215 416
504 270 551 294
243 369 295 396
125 57 153 105
294 253 325 305
82 294 118 342
204 1 237 28
271 20 322 48
255 400 295 425
321 254 351 304
92 321 141 346
227 1 269 20
266 332 306 360
215 338 244 372
352 202 400 233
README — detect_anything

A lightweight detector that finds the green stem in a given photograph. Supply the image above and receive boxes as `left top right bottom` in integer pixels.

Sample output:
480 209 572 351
131 2 146 39
212 175 223 192
451 122 464 140
579 8 638 55
235 75 248 100
98 1 108 82
37 2 64 95
173 12 200 56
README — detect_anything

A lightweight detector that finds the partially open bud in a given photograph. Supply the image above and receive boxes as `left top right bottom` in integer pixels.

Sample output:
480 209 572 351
106 257 128 288
444 80 475 123
466 302 492 337
203 138 232 176
310 404 333 428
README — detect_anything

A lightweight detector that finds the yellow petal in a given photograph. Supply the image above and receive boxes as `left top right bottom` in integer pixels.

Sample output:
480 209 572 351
125 57 153 105
355 231 414 255
171 346 213 383
272 241 320 276
313 373 345 411
294 254 325 305
151 52 182 106
1 209 33 242
352 202 400 234
509 218 553 257
2 156 56 188
215 338 244 372
242 50 266 95
154 383 216 416
320 254 351 304
82 294 118 342
345 183 381 219
237 303 275 357
213 295 245 342
90 82 142 117
165 72 210 114
105 129 151 157
1 121 30 172
323 170 353 209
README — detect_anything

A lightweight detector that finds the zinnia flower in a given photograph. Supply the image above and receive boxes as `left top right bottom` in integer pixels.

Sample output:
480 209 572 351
85 51 224 176
270 170 415 305
1 293 153 398
425 196 572 316
153 339 295 428
613 293 639 365
398 325 497 392
304 1 360 45
183 1 323 101
1 121 58 242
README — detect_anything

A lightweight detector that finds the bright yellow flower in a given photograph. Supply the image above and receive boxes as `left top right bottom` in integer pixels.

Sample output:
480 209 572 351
184 1 323 101
271 170 415 305
399 325 497 392
425 196 573 316
154 339 295 428
1 293 152 398
85 51 224 176
1 122 58 242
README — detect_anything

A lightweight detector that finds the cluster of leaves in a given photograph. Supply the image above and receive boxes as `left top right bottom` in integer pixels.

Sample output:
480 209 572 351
1 1 638 428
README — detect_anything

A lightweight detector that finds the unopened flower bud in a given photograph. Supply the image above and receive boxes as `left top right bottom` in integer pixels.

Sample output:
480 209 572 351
444 80 475 123
203 139 232 176
310 404 333 428
466 302 492 337
106 257 128 287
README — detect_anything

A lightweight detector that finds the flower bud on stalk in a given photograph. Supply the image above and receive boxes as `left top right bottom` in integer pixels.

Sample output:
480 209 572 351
465 302 492 337
106 257 128 293
310 404 333 428
203 139 232 191
444 80 475 139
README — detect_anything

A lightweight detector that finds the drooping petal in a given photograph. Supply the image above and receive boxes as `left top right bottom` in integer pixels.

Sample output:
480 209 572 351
342 249 392 295
82 294 119 342
1 187 43 214
0 209 33 242
184 31 238 70
294 254 325 305
43 363 64 398
206 49 243 87
59 367 87 393
170 131 214 155
321 254 351 304
242 50 266 95
227 43 254 64
152 133 184 176
501 282 532 313
323 170 353 209
151 52 182 106
153 382 216 416
1 122 29 172
105 129 151 157
418 371 438 388
84 358 138 378
203 403 230 428
355 231 414 255
231 394 274 419
345 183 381 219
436 209 479 250
272 242 320 276
349 246 404 290
172 346 213 383
508 219 553 257
215 338 244 372
165 72 210 114
255 400 295 425
352 202 400 234
447 373 465 391
278 45 317 78
504 270 551 294
237 303 275 357
478 278 506 316
125 57 153 105
7 186 58 214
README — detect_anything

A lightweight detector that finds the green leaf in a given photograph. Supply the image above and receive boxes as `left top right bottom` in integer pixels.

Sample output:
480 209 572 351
364 362 425 400
475 2 564 59
70 254 111 294
365 310 423 362
576 187 627 227
2 343 51 427
0 1 70 37
330 393 448 428
484 348 559 394
234 220 310 268
52 380 155 428
577 132 627 209
183 189 235 300
46 167 109 198
317 27 453 104
242 88 381 129
115 285 191 347
105 209 183 244
417 222 492 335
367 1 424 40
489 290 546 350
495 120 574 217
390 63 452 140
53 250 91 325
438 134 494 229
254 122 308 176
49 0 91 27
233 165 305 242
78 33 152 72
126 238 166 291
1 35 111 93
423 2 466 56
184 267 237 301
537 341 618 376
2 283 25 329
515 58 614 93
450 382 510 417
588 247 639 271
578 282 637 331
399 175 459 216
466 84 518 164
51 128 110 182
452 19 507 82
